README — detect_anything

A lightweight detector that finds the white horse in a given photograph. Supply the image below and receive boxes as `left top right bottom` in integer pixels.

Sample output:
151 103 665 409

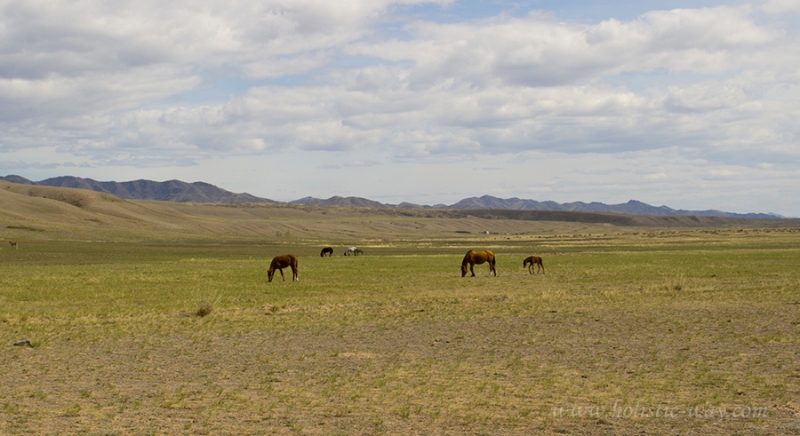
344 246 358 256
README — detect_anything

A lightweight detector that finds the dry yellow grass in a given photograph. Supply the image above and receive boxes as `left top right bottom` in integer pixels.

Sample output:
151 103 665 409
1 181 799 435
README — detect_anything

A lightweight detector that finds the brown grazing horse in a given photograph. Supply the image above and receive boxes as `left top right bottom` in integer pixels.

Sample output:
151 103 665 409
523 256 545 274
268 254 299 282
320 247 334 257
9 241 18 249
461 250 496 277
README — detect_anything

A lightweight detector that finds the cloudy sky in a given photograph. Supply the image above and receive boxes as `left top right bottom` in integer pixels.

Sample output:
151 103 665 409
1 0 799 215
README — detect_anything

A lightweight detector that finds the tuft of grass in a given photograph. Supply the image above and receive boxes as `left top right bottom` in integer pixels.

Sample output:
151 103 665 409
194 290 222 317
63 403 81 417
195 303 214 317
670 272 685 291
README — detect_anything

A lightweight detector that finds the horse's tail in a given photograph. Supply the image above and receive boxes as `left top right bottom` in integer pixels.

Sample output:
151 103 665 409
491 255 496 266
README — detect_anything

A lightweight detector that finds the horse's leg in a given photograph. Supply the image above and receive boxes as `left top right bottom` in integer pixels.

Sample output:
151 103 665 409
470 263 475 277
279 268 285 281
292 265 298 281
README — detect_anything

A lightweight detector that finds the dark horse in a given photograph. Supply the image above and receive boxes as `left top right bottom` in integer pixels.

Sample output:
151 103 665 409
268 254 299 282
320 247 334 257
523 255 545 274
461 250 496 277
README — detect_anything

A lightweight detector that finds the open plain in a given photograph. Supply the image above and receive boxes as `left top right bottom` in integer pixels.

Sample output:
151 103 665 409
1 182 799 435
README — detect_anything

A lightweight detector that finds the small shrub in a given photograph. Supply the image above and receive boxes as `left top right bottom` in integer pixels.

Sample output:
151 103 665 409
195 302 214 317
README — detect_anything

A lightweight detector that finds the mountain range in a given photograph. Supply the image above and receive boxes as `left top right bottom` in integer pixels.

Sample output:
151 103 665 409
1 175 273 204
0 175 780 219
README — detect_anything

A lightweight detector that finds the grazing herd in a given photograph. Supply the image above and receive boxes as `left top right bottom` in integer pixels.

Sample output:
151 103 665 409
4 240 542 282
269 247 545 282
343 246 363 256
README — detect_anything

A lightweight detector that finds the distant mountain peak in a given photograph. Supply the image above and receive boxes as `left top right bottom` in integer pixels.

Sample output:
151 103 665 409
290 195 388 208
0 175 275 204
0 175 780 218
288 193 776 218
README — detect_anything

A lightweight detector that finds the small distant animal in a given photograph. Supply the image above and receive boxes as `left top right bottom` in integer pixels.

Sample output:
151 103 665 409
523 256 545 274
344 246 362 256
461 249 496 277
13 339 32 348
9 241 18 249
268 254 299 282
320 247 334 257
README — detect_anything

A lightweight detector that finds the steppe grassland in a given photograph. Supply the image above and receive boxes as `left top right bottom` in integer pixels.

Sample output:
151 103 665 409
1 225 799 435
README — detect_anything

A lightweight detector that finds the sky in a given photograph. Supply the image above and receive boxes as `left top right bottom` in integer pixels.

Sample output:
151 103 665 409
1 0 799 216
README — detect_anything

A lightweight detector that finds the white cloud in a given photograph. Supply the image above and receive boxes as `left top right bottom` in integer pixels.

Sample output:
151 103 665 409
708 168 739 177
1 1 800 215
646 172 668 180
762 0 800 14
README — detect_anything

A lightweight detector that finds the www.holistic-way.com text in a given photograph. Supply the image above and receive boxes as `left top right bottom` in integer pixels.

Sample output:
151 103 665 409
552 400 768 420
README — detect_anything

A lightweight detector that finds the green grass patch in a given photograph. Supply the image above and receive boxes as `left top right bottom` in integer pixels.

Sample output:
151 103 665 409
0 229 798 434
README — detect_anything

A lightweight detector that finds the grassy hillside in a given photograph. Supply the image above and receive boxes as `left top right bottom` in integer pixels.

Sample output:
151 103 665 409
3 181 797 245
0 181 635 243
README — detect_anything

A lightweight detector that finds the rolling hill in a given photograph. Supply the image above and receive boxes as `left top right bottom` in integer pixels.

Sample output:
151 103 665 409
3 180 797 245
1 175 274 203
